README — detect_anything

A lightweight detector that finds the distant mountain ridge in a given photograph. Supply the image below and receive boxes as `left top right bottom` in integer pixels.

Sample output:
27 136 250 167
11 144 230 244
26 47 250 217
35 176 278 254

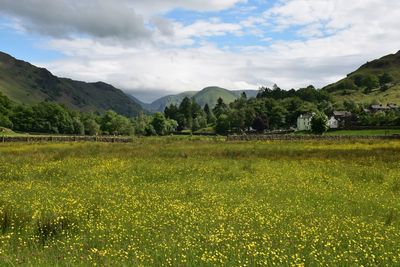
132 87 259 112
0 51 143 117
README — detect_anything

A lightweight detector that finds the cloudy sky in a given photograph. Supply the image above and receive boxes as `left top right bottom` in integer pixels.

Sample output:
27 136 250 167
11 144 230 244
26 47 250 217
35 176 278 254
1 0 400 102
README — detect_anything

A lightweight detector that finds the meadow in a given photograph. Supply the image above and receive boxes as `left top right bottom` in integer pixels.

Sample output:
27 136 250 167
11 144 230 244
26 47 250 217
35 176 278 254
324 129 400 136
0 137 400 266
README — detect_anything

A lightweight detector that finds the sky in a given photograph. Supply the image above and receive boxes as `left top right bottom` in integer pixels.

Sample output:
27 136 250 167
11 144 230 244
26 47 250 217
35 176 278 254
0 0 400 103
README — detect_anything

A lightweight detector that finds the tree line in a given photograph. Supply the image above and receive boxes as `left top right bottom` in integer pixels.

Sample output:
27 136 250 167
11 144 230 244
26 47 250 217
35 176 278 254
2 83 400 136
0 92 177 136
163 84 400 134
163 85 336 134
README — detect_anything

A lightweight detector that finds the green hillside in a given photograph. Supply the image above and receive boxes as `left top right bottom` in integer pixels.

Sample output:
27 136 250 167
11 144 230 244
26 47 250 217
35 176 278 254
231 90 259 98
135 87 250 113
140 91 196 112
193 86 238 108
323 50 400 104
0 52 143 117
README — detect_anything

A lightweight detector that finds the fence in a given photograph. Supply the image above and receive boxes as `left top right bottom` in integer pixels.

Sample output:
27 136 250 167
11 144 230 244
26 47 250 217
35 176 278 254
0 136 134 143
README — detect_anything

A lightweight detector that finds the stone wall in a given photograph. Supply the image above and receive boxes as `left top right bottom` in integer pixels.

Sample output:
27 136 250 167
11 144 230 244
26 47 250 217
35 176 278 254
0 136 134 143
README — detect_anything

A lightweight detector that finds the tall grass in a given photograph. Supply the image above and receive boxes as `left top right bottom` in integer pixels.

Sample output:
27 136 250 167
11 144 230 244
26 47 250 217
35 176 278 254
0 138 399 265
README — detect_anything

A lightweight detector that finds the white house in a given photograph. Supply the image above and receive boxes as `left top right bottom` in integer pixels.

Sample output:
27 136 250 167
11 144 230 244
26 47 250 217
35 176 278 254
328 116 339 129
297 113 314 131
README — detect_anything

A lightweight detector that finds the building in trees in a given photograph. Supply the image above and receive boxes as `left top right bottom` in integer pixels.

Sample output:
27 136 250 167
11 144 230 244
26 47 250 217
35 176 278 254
297 113 314 131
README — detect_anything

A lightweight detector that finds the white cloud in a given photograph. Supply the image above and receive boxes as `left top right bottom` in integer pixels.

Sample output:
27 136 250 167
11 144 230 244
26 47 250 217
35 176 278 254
3 0 400 102
0 0 245 40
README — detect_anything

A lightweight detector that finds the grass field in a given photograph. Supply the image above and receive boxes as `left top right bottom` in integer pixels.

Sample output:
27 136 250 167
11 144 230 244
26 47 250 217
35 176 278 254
1 138 400 266
325 129 400 136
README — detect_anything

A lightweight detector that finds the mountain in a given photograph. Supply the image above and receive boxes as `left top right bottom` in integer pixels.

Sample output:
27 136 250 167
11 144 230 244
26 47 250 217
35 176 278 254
139 91 196 113
231 90 259 98
192 86 238 107
132 87 259 113
323 50 400 104
0 52 143 117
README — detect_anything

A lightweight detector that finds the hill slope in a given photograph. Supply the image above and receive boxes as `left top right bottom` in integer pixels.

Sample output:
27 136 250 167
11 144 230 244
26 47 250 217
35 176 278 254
133 87 258 113
0 52 143 117
193 86 238 108
323 50 400 104
140 91 196 113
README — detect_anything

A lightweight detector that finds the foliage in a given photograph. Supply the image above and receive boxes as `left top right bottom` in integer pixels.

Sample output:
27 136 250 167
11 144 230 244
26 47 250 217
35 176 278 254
150 112 178 135
215 114 230 134
100 110 134 136
363 74 380 93
164 97 209 132
379 72 394 85
311 113 329 135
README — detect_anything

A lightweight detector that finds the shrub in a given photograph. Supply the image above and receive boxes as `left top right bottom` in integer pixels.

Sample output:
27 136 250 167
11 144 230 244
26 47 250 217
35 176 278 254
311 113 328 135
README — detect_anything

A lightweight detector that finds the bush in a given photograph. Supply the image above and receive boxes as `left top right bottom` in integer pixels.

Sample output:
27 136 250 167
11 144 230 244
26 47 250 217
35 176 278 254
215 114 230 135
311 113 328 135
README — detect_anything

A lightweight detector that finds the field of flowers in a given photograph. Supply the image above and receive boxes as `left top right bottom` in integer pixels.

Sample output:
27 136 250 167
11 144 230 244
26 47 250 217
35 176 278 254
0 137 400 266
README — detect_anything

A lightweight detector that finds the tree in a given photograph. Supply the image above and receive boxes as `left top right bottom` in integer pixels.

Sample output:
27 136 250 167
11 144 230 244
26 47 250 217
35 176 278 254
165 119 178 134
179 97 192 119
83 118 100 135
229 109 246 133
269 105 287 129
151 112 177 135
343 100 360 113
0 113 13 129
215 114 230 135
72 116 85 135
204 104 216 124
311 113 328 135
10 105 34 132
198 116 208 129
244 107 256 130
379 72 394 85
363 75 379 92
151 112 167 135
28 102 75 134
352 74 364 87
192 118 200 132
100 110 134 135
213 98 227 118
252 115 268 133
133 113 151 136
164 104 179 121
145 124 156 136
191 98 203 118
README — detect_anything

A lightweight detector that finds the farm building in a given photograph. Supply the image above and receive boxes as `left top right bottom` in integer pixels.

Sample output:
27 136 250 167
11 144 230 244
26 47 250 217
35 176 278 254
331 111 353 128
328 116 339 129
297 113 314 131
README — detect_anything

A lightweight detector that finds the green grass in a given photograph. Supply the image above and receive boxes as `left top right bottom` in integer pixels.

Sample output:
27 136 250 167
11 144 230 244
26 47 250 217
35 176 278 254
0 127 23 136
0 139 400 266
294 129 400 136
325 129 400 136
332 84 400 105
